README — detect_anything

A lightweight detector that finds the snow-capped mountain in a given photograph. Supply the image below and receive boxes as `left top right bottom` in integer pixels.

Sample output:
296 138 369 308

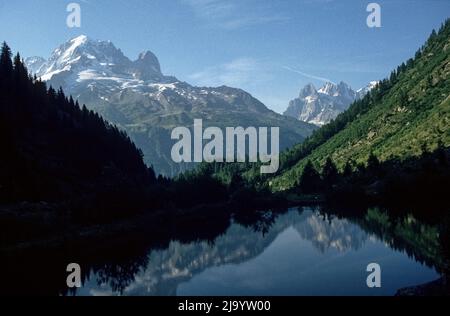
27 35 316 176
24 56 47 75
284 81 378 126
28 35 174 93
356 81 379 99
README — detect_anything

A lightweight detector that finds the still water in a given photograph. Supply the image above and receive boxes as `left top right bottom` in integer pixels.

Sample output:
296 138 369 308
72 207 443 296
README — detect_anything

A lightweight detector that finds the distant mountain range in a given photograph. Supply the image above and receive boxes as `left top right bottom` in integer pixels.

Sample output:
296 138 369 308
284 81 379 126
26 35 317 176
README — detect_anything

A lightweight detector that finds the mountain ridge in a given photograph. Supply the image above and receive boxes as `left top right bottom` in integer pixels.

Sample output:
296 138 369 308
26 35 317 176
284 81 378 126
269 20 450 191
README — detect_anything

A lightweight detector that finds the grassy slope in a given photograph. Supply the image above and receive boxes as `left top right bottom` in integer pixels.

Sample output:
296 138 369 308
270 22 450 191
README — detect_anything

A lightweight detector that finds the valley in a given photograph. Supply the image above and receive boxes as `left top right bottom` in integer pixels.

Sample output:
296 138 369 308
25 36 316 176
0 2 449 297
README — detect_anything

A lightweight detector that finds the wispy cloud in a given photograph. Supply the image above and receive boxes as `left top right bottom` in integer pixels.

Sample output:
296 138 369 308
181 0 289 30
282 66 335 84
189 57 271 87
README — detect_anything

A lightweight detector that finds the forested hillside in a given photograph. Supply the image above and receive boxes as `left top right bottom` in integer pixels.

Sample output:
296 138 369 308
267 19 450 191
0 42 156 208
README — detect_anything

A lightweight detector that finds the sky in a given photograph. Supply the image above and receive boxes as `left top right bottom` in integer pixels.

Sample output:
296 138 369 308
0 0 449 113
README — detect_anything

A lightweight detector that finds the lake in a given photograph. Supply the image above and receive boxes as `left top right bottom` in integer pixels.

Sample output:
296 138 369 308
65 206 445 296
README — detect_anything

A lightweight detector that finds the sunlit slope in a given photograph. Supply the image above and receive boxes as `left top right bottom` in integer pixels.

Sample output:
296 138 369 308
270 20 450 191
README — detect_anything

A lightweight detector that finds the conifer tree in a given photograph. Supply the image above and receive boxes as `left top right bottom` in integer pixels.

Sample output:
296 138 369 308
0 41 13 76
299 160 322 194
322 157 338 189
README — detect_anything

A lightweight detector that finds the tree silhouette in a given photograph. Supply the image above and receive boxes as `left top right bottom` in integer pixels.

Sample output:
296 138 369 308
299 160 322 194
322 157 338 191
0 42 158 220
0 42 13 76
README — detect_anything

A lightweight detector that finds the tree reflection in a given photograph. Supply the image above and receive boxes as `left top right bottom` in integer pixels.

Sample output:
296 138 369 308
1 205 448 296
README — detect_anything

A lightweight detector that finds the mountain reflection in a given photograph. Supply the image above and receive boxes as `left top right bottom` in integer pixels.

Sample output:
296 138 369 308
293 212 368 253
82 211 302 296
75 207 445 296
1 206 446 296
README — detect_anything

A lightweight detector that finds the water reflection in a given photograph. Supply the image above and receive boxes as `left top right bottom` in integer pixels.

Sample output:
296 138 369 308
1 206 448 296
293 213 368 253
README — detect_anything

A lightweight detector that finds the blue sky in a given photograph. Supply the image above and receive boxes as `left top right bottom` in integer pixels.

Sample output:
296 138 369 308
0 0 449 113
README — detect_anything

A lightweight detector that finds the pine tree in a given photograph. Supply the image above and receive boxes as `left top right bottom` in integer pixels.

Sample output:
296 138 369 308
13 53 31 102
0 41 13 76
428 29 437 46
367 152 381 176
343 161 353 178
299 161 322 194
322 157 338 189
399 89 408 106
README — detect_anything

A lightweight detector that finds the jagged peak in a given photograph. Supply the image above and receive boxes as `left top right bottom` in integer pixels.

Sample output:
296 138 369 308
70 34 89 44
138 50 157 61
24 56 47 75
337 81 351 88
133 50 162 78
299 83 317 98
318 82 337 95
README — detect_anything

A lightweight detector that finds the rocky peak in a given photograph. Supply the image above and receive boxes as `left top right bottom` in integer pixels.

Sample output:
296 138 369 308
133 50 162 80
299 83 318 98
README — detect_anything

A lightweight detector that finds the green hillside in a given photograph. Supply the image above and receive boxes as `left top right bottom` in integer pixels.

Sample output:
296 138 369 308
269 20 450 192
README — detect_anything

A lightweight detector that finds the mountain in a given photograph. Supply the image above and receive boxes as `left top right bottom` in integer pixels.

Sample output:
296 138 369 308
356 81 380 99
284 81 377 126
27 35 317 176
77 209 368 295
0 42 154 210
270 20 450 191
24 56 46 75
